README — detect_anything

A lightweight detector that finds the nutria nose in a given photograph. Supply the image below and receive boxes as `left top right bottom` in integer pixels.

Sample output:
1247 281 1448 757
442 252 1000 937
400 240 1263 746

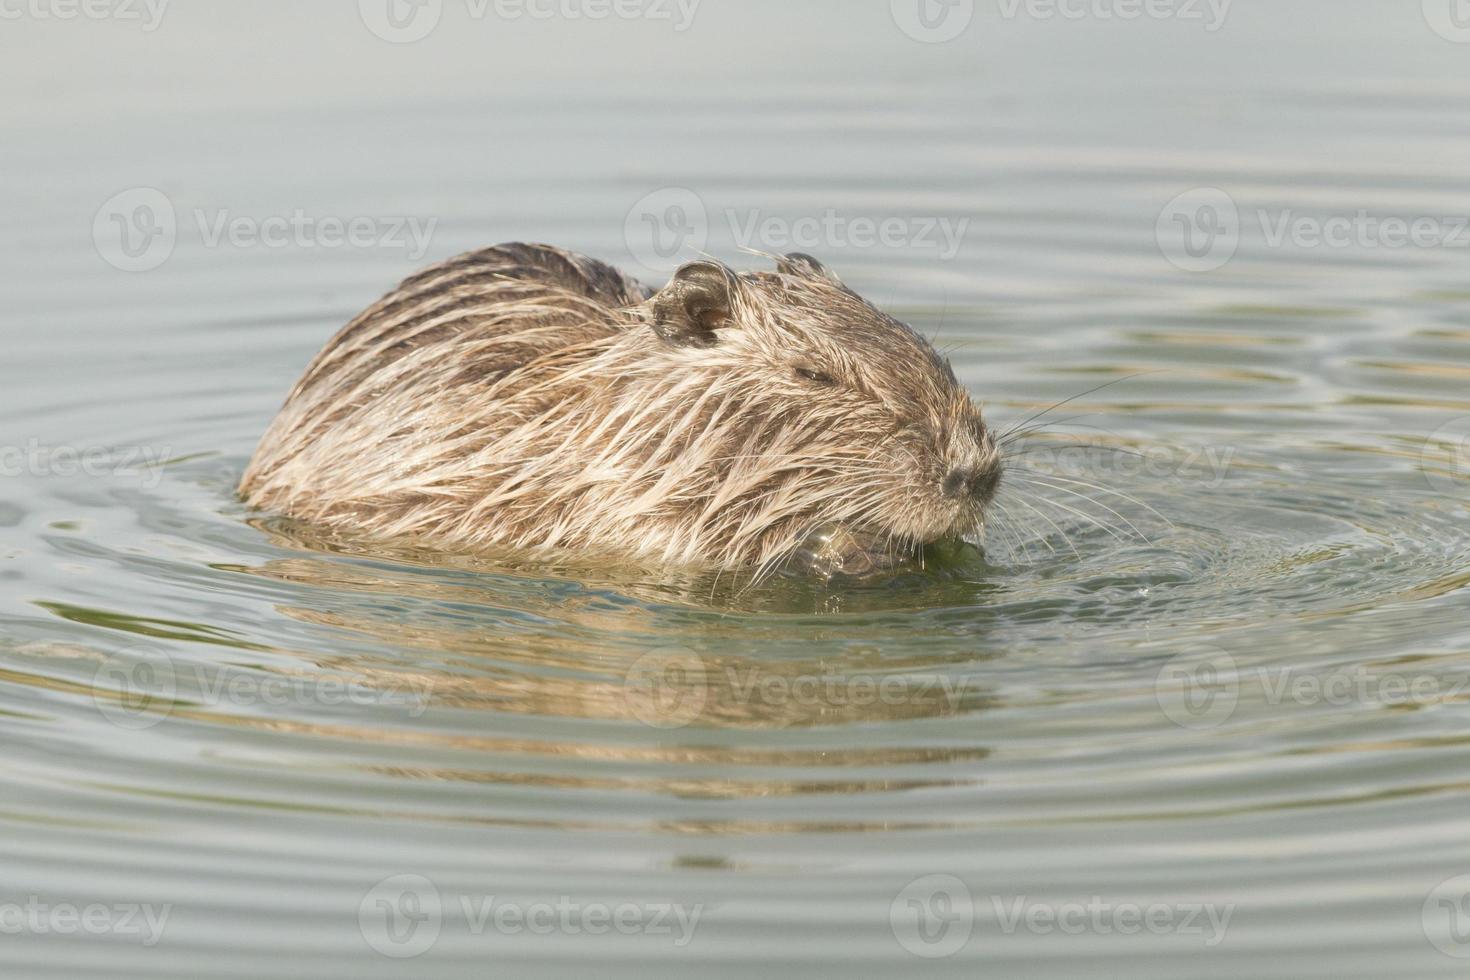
942 465 1000 501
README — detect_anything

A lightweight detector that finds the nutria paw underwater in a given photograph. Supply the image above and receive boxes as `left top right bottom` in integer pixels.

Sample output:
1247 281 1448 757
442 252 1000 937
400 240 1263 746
240 243 1002 577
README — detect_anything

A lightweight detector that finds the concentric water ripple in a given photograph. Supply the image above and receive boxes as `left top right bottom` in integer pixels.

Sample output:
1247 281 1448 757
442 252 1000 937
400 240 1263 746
7 4 1470 977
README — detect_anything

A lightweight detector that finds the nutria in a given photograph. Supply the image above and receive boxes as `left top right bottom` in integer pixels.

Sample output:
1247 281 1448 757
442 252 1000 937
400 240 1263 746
239 243 1002 577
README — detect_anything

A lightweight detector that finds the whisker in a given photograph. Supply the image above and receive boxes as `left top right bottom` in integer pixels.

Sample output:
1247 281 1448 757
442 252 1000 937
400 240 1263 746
996 371 1157 443
1003 442 1149 463
1007 497 1082 558
999 419 1131 447
987 500 1041 562
1015 478 1148 543
1021 492 1130 542
997 414 1102 445
1016 472 1174 529
990 495 1044 561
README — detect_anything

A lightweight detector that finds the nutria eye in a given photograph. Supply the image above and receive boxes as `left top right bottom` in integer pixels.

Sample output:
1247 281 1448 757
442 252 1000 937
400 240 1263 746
794 366 835 385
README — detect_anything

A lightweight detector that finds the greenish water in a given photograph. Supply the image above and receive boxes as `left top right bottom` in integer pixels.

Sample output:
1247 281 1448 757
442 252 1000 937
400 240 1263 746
6 2 1470 976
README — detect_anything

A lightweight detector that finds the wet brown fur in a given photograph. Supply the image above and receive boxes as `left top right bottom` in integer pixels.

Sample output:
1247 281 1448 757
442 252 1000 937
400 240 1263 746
239 243 1001 574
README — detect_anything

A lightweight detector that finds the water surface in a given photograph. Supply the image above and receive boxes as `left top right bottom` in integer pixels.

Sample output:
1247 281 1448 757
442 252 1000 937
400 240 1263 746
5 2 1470 976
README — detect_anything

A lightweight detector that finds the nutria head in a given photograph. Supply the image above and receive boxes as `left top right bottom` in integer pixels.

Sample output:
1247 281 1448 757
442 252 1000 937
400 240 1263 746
623 253 1001 575
241 244 1001 578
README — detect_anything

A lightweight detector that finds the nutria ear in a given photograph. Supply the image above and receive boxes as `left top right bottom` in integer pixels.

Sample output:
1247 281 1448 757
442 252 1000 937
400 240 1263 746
777 252 840 284
651 260 737 348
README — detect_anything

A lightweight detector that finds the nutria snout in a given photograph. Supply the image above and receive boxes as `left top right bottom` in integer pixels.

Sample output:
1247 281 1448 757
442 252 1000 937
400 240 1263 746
239 243 1002 575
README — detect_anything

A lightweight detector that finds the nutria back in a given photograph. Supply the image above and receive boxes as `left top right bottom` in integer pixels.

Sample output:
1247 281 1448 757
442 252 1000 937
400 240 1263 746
240 243 1001 574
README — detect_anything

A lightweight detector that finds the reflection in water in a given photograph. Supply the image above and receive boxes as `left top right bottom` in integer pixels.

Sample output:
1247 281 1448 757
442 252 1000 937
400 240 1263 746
226 541 1004 734
8 3 1470 973
12 618 996 833
240 513 1010 614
